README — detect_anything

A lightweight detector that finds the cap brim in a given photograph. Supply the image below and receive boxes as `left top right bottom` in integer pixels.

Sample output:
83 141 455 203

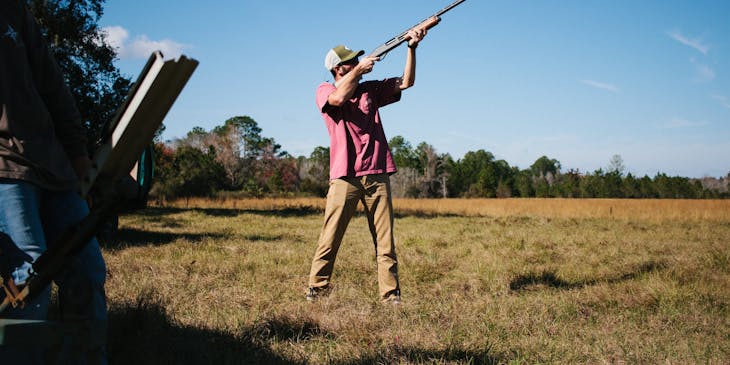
340 50 365 64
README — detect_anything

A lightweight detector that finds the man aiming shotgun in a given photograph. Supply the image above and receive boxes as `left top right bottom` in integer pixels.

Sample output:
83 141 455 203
306 0 466 304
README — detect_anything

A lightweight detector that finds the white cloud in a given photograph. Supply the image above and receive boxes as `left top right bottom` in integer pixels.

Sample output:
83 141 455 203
580 79 621 94
659 118 709 129
101 25 190 60
102 25 128 50
667 30 709 54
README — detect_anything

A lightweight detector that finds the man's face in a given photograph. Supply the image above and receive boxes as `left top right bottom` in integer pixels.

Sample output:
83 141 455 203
334 58 358 77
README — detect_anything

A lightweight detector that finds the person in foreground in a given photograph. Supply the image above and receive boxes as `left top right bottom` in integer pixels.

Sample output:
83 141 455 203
307 28 427 305
0 0 107 363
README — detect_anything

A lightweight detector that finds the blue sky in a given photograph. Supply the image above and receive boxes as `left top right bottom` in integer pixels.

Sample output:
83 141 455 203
99 0 730 178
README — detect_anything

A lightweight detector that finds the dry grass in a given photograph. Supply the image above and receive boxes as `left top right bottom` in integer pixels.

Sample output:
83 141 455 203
157 197 730 222
104 198 730 364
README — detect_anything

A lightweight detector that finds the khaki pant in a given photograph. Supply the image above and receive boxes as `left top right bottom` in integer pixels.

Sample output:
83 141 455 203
308 174 400 301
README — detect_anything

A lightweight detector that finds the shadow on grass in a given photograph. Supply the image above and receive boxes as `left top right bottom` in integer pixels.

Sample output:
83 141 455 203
136 206 323 218
393 211 464 219
509 260 667 292
108 298 316 365
108 294 500 365
137 206 476 220
100 227 231 248
243 233 287 242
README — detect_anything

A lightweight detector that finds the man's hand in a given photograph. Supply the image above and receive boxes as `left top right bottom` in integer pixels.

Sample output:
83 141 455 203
356 56 379 75
407 27 427 48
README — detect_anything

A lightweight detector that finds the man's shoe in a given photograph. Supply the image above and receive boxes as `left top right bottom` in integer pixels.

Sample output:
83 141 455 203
383 293 402 306
306 287 316 302
306 287 324 302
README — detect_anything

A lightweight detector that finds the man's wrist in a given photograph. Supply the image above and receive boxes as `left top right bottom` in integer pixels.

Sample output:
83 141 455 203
408 43 418 49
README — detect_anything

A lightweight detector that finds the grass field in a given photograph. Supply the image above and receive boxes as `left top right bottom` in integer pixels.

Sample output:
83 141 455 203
103 198 730 364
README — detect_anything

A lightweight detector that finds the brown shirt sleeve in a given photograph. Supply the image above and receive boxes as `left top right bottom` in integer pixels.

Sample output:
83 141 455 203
20 2 88 160
0 0 85 189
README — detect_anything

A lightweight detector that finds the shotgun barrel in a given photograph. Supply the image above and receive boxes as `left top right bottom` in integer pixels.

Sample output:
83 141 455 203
369 0 467 58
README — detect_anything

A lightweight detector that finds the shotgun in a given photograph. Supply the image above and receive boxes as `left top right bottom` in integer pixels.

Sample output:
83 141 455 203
370 0 466 58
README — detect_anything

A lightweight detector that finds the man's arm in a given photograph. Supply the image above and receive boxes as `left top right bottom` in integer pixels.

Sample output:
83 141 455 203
327 56 378 107
21 4 90 179
397 28 427 91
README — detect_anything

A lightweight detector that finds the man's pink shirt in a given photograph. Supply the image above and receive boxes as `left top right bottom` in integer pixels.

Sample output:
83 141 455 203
316 78 401 180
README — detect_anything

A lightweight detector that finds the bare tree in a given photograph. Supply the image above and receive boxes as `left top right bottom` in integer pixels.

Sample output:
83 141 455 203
607 154 626 176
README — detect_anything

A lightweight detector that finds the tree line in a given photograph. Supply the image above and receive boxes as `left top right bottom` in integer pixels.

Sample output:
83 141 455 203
151 116 730 200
